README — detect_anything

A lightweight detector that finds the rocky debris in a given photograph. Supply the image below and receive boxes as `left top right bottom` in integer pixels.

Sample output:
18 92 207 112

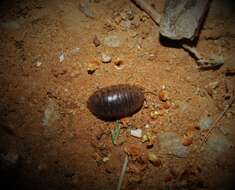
113 9 134 23
113 7 139 30
157 132 189 158
104 35 122 48
100 53 112 63
199 116 213 130
103 21 116 32
160 0 210 40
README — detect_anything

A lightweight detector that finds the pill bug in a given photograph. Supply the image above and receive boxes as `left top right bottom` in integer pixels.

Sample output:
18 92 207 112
87 84 145 120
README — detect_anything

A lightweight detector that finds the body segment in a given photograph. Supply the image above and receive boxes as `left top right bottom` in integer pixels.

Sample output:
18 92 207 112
87 84 144 120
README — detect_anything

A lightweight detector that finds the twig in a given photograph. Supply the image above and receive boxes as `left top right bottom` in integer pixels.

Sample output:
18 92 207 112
182 44 224 68
117 155 129 190
132 0 161 25
200 93 235 149
182 44 204 61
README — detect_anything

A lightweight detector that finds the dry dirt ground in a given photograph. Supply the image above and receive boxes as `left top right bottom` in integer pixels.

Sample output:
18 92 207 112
0 0 235 190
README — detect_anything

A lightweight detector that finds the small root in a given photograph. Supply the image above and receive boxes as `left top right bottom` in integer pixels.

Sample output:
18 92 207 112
116 155 129 190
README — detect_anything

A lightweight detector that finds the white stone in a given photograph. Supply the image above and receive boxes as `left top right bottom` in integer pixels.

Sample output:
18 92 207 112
59 52 65 62
101 53 112 63
130 129 142 138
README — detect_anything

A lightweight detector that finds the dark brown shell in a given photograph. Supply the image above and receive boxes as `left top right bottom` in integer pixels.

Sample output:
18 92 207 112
87 84 144 120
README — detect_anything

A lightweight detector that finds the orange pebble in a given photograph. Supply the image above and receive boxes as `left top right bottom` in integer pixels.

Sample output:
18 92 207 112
159 90 168 102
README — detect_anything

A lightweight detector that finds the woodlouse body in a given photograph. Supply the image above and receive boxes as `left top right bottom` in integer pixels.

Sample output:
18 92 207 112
87 84 144 120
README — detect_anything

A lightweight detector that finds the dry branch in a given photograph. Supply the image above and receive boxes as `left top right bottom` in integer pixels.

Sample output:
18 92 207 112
116 155 129 190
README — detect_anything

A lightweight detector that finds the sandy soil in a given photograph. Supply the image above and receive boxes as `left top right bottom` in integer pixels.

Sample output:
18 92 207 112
0 0 235 190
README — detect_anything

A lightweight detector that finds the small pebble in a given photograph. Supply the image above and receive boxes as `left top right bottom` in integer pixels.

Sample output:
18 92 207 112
35 61 42 67
142 134 149 143
102 156 110 163
148 152 161 167
87 61 100 74
130 129 142 138
182 136 193 146
148 152 157 162
101 53 112 63
59 52 65 62
159 90 168 102
144 124 150 128
150 111 159 119
205 81 219 96
70 47 80 54
162 101 171 109
150 110 164 119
